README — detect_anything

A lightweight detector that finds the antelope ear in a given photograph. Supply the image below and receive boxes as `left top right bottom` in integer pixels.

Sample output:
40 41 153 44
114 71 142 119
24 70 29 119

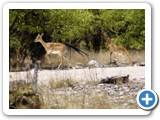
41 33 44 37
103 32 107 37
107 37 111 43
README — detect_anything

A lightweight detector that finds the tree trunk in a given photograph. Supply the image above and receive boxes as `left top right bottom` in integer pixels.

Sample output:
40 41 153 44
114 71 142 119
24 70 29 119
92 27 102 53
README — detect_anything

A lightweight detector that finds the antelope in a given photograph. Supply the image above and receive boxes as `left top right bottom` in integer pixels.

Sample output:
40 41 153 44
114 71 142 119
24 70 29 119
34 33 88 69
106 37 133 66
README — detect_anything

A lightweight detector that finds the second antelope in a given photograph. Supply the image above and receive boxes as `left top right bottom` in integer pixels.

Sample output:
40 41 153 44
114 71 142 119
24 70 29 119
34 33 88 69
106 37 133 66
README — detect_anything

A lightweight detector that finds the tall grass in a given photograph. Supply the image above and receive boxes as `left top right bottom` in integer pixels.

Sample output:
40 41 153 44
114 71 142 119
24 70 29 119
10 50 145 71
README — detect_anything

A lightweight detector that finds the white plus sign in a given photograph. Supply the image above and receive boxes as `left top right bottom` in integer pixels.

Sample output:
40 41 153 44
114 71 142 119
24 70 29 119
142 93 153 105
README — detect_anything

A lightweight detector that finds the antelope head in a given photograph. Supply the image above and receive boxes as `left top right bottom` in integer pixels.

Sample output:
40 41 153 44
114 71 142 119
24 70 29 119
34 33 44 43
105 36 112 48
107 37 112 44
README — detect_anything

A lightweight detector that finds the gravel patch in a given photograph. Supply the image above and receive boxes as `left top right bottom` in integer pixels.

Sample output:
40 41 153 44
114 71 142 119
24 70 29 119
9 66 145 85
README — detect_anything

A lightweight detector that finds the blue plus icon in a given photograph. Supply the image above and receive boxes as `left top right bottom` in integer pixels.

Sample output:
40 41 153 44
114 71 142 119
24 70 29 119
137 89 158 110
142 93 153 105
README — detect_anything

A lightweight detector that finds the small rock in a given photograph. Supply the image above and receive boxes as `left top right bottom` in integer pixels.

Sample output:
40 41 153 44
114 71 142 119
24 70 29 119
108 90 116 96
99 77 109 84
98 84 105 89
76 62 83 66
66 91 71 96
128 100 135 104
87 60 100 67
74 91 78 94
123 86 129 90
124 88 130 93
114 85 119 89
96 89 101 93
123 103 128 107
72 65 83 69
133 62 145 66
120 96 124 99
119 91 124 95
100 74 129 85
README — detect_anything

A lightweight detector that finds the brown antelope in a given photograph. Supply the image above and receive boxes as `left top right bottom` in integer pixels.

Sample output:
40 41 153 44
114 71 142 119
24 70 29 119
34 33 89 69
107 37 132 66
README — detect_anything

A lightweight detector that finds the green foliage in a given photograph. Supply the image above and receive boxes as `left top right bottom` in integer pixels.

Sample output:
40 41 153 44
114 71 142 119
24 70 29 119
99 9 145 49
9 81 42 109
48 9 94 42
9 9 145 68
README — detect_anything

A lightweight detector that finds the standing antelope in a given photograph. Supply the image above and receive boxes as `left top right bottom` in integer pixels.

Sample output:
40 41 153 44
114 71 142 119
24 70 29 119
107 37 132 66
34 33 88 69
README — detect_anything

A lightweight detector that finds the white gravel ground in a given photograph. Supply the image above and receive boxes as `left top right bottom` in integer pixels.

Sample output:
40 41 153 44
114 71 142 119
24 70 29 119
9 66 145 85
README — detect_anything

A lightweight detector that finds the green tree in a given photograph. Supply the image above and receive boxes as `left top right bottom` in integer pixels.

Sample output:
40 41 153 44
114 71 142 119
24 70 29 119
99 9 145 49
9 9 51 70
48 9 94 44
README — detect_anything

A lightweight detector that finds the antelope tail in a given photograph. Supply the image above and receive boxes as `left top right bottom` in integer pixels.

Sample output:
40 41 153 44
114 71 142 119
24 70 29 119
65 43 89 59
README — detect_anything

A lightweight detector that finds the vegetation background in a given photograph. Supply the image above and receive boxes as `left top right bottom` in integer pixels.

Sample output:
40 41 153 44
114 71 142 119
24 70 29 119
9 9 145 70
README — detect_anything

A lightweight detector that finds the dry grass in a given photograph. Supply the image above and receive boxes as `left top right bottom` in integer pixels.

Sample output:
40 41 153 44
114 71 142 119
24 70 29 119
130 50 145 62
10 50 145 71
54 50 145 67
9 76 142 109
88 50 145 65
38 83 111 109
49 79 79 89
34 78 141 109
